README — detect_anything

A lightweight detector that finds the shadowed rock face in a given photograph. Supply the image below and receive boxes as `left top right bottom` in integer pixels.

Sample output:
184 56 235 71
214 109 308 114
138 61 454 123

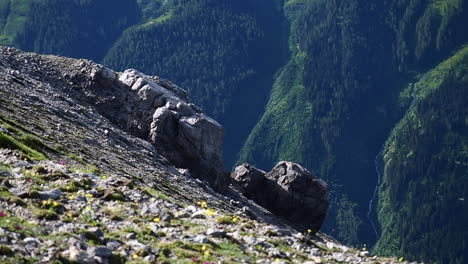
87 67 229 192
231 161 329 232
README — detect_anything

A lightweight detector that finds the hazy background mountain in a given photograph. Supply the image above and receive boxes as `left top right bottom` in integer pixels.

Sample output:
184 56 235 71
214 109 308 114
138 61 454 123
1 0 466 263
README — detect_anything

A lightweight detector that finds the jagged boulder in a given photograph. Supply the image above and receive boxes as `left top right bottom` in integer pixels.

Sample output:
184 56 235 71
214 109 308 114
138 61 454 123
116 69 227 191
231 161 328 232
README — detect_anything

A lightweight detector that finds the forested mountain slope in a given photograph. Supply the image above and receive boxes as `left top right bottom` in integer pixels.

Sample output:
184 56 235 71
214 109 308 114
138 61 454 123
240 0 468 263
0 0 139 61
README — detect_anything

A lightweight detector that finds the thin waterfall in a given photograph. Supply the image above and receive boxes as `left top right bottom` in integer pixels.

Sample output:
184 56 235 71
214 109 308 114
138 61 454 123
367 144 384 241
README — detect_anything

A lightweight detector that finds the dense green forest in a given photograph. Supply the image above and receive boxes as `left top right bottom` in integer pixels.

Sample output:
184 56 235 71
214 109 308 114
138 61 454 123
240 0 468 262
0 0 467 263
0 0 139 61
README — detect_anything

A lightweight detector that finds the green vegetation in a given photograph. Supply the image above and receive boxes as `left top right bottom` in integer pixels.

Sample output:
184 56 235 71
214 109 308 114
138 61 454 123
0 0 139 61
0 131 46 160
374 46 468 264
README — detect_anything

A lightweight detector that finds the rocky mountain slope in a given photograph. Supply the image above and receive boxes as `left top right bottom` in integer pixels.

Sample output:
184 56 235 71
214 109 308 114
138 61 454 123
0 46 407 263
1 0 467 263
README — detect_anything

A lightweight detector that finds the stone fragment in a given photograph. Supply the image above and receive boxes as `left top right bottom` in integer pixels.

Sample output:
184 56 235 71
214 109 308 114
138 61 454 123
193 235 208 243
206 228 226 238
39 188 63 200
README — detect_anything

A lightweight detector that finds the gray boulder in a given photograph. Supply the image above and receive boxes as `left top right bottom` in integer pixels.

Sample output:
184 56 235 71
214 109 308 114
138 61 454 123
58 64 228 192
231 161 328 233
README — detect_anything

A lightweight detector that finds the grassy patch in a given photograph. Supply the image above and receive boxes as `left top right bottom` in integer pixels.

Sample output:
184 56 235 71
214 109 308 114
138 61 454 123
0 131 46 160
32 207 59 220
143 187 169 200
215 215 240 225
0 162 11 172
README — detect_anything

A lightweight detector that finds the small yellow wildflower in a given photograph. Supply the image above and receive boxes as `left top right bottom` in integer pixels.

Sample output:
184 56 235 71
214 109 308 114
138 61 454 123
67 212 73 218
101 175 107 179
201 245 207 251
85 193 93 198
307 229 312 233
275 258 280 263
200 201 208 208
132 254 140 259
205 209 216 216
42 200 48 206
53 201 60 207
399 257 404 262
68 195 75 200
153 217 160 223
204 250 211 257
85 206 92 211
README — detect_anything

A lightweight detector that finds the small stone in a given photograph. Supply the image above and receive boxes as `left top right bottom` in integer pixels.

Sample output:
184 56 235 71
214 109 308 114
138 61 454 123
88 227 104 239
23 237 40 246
125 233 136 239
191 211 206 219
359 251 369 257
193 235 208 243
87 246 112 258
206 228 226 238
39 188 63 200
106 240 122 251
310 256 322 263
184 205 197 213
243 236 257 245
69 246 94 264
126 239 145 249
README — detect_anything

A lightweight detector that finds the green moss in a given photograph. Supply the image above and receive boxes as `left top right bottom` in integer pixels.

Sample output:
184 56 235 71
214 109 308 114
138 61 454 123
20 134 53 153
215 215 240 225
79 229 102 245
0 215 39 238
61 179 93 192
143 187 169 201
5 196 26 206
0 162 11 172
0 131 46 160
32 208 59 220
103 205 126 221
103 189 126 202
70 164 99 174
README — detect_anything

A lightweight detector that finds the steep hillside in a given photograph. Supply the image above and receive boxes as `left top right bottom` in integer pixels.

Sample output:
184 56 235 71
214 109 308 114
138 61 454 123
239 1 468 262
0 46 406 264
374 46 468 264
240 0 401 246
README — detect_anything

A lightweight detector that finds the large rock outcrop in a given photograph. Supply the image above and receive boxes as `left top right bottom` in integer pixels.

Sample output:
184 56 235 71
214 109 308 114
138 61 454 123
0 47 228 191
232 161 329 232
